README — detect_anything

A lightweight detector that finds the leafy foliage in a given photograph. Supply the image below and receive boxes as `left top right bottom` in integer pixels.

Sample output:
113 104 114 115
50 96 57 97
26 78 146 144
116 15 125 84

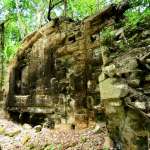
124 0 150 29
100 27 115 46
0 0 149 64
68 0 97 19
124 5 150 30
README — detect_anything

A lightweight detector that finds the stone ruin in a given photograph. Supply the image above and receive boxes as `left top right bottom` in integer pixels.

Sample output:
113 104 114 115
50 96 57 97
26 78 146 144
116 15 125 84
3 2 150 149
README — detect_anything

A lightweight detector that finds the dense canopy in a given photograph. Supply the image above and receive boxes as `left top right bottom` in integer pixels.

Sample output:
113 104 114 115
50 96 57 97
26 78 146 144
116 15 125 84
0 0 149 63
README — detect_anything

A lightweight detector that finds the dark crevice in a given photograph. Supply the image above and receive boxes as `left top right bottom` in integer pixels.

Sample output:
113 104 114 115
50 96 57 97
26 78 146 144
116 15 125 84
68 35 76 43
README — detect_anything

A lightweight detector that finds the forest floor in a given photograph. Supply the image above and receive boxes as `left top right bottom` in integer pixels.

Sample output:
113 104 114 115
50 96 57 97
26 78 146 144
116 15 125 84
0 118 113 150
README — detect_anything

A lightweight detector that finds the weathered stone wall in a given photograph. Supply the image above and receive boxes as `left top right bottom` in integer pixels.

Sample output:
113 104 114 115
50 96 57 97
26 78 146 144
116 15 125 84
4 2 150 149
5 4 123 128
99 24 150 149
5 14 104 129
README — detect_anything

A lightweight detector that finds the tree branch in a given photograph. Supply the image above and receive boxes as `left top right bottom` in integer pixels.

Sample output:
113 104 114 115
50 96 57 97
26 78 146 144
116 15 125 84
115 0 130 20
47 0 62 21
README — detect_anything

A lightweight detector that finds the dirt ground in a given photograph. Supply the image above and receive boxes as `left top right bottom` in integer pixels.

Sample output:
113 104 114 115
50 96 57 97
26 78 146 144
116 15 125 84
0 118 113 150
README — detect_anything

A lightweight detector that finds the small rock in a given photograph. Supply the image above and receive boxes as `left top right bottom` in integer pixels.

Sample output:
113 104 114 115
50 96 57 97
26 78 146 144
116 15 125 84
145 59 150 64
103 136 113 149
142 30 150 38
145 74 150 82
134 102 146 110
5 129 21 137
0 126 5 135
23 123 32 130
34 125 42 132
125 59 138 71
21 134 31 145
93 122 106 133
128 79 140 87
99 73 106 83
103 64 116 77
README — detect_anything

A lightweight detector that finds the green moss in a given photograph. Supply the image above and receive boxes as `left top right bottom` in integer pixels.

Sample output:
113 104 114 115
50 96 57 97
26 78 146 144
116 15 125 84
96 112 106 122
44 144 55 150
80 135 87 143
0 126 5 134
100 27 115 46
134 136 148 150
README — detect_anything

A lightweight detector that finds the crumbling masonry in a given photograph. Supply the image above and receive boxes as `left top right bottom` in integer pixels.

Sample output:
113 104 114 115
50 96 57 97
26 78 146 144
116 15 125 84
4 3 150 149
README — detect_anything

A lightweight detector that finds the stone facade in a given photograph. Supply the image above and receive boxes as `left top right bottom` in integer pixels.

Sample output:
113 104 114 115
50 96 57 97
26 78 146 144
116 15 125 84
5 7 108 128
4 2 150 149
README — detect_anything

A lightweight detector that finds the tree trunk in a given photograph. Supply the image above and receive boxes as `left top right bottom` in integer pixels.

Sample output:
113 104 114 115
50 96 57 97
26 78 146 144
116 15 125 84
64 0 67 18
0 22 4 89
47 0 52 21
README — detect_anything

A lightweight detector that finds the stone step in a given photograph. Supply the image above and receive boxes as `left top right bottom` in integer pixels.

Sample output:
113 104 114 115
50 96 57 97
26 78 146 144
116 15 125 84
143 89 150 95
144 74 150 82
8 106 55 114
13 95 54 107
75 113 88 129
145 59 150 64
14 95 30 106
